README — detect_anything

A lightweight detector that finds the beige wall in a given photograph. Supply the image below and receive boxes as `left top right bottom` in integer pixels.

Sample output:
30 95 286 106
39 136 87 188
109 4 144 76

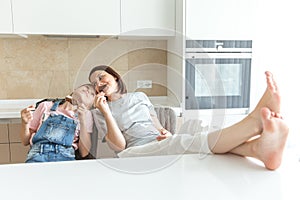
0 35 168 99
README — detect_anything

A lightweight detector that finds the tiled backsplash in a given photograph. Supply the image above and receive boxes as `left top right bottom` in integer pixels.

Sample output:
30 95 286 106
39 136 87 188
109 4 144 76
0 35 168 99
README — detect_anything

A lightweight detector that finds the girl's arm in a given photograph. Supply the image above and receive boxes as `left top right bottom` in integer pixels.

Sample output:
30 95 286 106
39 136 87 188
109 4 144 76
20 105 35 146
76 104 92 157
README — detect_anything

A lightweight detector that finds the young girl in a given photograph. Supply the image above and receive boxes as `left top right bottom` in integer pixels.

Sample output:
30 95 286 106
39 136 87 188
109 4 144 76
20 84 96 163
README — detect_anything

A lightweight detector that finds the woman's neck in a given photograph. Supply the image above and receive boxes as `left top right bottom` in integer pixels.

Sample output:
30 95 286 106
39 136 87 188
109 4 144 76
107 92 124 101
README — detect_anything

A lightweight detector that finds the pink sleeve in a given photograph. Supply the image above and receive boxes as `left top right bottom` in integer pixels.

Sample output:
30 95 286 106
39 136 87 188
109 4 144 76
86 110 94 133
29 102 50 132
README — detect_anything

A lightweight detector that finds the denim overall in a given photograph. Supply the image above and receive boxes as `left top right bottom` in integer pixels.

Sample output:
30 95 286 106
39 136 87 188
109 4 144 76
26 100 78 163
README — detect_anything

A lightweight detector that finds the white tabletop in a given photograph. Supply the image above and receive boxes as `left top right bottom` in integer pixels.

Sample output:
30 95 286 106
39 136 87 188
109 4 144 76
0 152 299 200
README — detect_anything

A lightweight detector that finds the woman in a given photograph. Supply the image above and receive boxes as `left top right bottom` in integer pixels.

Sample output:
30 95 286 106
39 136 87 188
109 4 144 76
90 65 288 170
89 65 171 152
20 84 96 162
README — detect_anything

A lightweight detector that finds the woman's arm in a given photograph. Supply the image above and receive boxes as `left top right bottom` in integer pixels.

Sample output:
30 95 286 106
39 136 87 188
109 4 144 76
103 111 126 151
20 105 35 146
150 113 172 141
94 95 126 151
140 92 172 140
150 112 164 130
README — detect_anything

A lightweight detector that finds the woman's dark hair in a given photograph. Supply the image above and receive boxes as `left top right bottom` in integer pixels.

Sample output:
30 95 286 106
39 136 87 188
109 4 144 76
88 65 127 94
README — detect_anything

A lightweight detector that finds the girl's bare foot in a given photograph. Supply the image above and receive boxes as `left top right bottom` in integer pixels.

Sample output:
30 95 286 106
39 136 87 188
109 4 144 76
253 107 289 170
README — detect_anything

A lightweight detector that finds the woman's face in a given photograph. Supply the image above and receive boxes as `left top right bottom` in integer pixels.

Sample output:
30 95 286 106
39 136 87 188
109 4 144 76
89 70 118 96
72 84 96 109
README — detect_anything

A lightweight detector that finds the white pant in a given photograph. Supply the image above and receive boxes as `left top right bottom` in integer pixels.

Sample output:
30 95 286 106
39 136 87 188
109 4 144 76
117 132 212 158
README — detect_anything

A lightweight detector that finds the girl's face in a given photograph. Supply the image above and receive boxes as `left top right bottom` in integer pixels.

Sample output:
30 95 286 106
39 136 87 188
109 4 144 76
72 84 96 109
89 70 118 96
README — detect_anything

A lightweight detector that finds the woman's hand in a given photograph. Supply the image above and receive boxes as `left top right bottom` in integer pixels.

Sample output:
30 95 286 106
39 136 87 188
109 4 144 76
94 93 111 116
20 105 35 124
156 128 172 141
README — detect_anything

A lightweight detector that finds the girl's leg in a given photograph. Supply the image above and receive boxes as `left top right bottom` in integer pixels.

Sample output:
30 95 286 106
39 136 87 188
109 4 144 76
229 107 289 170
207 71 281 153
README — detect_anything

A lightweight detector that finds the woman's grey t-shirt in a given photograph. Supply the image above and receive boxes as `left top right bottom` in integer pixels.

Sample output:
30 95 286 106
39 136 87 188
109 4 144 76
91 92 159 148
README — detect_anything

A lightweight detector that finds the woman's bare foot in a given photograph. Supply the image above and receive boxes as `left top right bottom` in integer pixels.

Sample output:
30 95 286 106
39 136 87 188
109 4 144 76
250 71 281 120
253 107 289 170
242 71 281 135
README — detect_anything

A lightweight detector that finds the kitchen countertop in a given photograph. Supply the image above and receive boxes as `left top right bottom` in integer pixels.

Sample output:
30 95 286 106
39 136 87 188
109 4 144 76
0 99 41 119
0 99 182 119
0 152 299 200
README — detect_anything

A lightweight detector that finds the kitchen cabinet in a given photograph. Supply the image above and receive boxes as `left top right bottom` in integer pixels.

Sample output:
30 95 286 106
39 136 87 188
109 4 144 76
11 0 120 35
6 0 176 36
8 123 30 163
0 122 29 164
186 0 257 40
0 0 13 34
10 143 29 163
0 124 10 164
0 144 10 164
120 0 176 36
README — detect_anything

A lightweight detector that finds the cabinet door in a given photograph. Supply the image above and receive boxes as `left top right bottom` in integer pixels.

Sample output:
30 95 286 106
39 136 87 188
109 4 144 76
12 0 120 35
0 124 9 164
186 0 257 40
8 123 29 163
0 0 13 34
8 123 22 142
10 143 29 163
0 124 9 143
121 0 176 36
0 144 10 164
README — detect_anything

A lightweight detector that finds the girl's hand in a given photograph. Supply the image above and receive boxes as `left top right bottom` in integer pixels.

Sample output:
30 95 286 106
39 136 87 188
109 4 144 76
76 103 88 121
20 105 35 124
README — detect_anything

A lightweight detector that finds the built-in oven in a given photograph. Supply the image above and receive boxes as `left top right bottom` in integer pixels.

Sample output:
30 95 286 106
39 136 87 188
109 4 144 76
185 40 252 111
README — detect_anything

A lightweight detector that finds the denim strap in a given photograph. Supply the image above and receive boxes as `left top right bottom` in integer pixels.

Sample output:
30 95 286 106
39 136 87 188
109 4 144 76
50 99 62 111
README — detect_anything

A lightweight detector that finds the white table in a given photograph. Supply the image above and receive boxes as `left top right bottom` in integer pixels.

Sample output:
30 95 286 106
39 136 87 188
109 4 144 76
0 152 299 200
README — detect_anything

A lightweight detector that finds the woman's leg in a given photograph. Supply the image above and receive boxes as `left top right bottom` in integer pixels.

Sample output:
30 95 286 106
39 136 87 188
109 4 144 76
118 107 288 170
207 71 281 153
229 107 289 170
118 71 288 170
117 132 211 158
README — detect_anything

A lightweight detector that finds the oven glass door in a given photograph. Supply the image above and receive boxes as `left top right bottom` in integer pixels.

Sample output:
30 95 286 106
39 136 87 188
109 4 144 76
185 57 251 109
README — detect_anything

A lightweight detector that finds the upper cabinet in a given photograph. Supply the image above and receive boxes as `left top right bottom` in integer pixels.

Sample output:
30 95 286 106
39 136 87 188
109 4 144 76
11 0 121 35
186 0 257 40
0 0 13 33
120 0 176 36
2 0 176 36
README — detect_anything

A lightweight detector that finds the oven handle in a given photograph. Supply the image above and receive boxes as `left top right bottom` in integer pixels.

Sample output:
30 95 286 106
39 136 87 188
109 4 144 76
185 52 252 59
186 47 252 53
185 46 252 53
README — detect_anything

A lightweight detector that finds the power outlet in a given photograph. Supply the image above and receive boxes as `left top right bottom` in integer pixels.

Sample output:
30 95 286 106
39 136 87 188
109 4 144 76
137 80 152 88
